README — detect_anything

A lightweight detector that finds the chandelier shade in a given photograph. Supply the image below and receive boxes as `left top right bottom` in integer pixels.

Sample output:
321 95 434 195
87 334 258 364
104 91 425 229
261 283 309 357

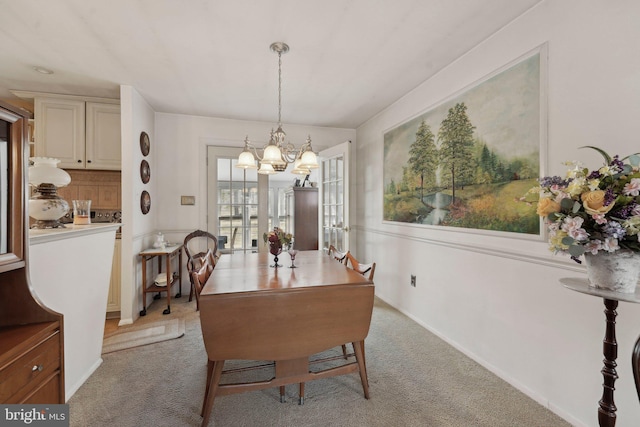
236 142 257 169
236 42 319 174
258 163 276 175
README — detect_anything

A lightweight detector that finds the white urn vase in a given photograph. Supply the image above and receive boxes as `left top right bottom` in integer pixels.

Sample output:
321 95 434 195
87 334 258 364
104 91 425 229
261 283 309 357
28 157 71 229
584 250 640 293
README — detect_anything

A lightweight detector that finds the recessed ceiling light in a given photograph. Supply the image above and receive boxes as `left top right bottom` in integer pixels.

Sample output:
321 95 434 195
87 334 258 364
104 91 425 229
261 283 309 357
33 66 54 75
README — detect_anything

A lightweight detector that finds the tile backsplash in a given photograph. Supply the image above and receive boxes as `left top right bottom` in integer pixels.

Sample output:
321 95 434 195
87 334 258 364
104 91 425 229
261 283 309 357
57 169 121 209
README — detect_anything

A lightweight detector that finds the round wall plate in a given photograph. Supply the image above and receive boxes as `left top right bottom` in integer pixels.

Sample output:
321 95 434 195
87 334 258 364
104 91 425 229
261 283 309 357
141 190 151 214
140 132 150 156
140 159 150 184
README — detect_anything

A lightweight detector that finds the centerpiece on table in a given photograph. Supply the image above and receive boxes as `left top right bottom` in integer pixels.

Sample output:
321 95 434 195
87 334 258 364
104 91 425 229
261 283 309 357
263 227 293 268
525 146 640 293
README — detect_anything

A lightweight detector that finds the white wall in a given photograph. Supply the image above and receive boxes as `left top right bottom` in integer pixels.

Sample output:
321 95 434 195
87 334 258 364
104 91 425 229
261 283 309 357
153 112 355 238
355 1 640 426
119 85 157 324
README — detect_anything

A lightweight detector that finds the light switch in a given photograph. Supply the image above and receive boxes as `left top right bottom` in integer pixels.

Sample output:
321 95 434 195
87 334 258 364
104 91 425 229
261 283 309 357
181 196 195 205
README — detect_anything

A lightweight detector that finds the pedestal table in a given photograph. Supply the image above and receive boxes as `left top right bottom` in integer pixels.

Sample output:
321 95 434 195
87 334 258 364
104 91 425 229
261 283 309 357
561 278 640 427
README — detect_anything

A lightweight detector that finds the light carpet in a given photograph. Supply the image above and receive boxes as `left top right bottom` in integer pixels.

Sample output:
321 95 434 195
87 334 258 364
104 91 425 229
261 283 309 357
102 318 185 354
70 296 571 427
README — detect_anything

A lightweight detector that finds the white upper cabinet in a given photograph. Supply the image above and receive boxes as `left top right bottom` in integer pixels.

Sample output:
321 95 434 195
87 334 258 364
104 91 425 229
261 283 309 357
35 97 85 167
86 102 121 170
34 96 121 170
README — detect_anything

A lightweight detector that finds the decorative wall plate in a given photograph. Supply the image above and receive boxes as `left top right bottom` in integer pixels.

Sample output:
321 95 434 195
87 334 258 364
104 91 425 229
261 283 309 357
141 190 151 214
140 132 150 156
140 159 150 184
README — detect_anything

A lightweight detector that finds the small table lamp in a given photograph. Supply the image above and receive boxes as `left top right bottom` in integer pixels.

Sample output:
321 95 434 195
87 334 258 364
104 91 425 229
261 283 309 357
28 157 71 229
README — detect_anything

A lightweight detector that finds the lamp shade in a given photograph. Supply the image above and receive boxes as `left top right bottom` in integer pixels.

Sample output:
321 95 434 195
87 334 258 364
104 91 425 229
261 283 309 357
298 150 319 169
291 158 310 175
262 144 282 165
28 157 71 187
236 150 257 169
257 163 277 175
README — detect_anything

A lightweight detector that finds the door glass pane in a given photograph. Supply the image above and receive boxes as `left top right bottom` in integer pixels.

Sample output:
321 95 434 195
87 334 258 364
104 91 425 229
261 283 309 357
217 157 258 254
321 154 346 251
329 182 336 205
329 158 336 180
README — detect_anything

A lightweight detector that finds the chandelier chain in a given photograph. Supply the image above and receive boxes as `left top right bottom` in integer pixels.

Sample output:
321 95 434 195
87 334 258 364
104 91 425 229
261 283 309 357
278 50 282 126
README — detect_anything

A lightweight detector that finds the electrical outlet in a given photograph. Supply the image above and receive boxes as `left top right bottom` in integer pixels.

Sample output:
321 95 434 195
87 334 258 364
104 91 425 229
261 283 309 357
410 274 416 287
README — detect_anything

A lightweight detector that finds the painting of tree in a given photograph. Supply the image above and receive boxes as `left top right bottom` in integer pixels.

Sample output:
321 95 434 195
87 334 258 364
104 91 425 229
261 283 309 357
408 120 437 201
438 103 475 202
383 50 542 235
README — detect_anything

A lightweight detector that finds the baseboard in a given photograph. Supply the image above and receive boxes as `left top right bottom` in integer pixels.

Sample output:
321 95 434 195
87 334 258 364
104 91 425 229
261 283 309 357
65 357 103 402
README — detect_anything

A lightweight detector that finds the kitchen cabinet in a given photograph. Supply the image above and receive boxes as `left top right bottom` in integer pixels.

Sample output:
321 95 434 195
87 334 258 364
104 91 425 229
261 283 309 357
106 239 122 314
35 96 121 170
0 100 64 404
284 187 318 251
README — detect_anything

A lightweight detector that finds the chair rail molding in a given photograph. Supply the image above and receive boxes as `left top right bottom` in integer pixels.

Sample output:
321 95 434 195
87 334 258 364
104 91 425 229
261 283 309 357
352 224 584 273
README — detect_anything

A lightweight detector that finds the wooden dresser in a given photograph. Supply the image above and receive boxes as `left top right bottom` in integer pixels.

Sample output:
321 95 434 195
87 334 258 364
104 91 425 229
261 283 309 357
0 101 65 404
284 187 318 250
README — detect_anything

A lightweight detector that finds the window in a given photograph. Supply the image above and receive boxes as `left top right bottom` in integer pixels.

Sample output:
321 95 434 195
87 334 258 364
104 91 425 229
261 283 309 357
217 158 258 253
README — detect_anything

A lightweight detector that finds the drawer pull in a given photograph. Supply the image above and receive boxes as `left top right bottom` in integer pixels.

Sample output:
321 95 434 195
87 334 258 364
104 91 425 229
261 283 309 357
32 364 43 372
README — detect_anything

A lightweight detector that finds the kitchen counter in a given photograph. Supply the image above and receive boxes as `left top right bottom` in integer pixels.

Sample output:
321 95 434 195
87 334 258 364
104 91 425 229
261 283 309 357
28 223 120 400
29 223 121 244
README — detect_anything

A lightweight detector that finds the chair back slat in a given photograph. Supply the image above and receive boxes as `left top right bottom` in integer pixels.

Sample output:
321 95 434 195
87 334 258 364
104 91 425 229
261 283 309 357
345 252 376 281
328 245 348 264
183 230 218 310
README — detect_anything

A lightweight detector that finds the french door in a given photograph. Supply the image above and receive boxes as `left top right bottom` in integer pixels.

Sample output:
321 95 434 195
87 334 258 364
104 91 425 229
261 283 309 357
319 141 350 252
206 146 268 253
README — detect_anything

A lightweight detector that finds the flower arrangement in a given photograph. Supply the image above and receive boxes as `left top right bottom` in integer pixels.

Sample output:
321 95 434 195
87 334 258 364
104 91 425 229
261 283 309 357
525 146 640 263
263 227 293 248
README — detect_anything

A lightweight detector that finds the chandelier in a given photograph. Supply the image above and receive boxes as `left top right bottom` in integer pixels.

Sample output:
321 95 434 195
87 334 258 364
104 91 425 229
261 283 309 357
236 42 319 175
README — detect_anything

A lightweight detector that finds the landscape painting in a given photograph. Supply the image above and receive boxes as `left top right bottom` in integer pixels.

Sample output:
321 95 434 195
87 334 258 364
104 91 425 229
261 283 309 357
383 51 542 235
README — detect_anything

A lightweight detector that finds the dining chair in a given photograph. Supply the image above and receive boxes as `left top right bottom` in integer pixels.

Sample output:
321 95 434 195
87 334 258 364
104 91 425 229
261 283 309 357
340 252 376 359
328 244 348 264
189 251 215 309
183 230 218 310
296 251 377 405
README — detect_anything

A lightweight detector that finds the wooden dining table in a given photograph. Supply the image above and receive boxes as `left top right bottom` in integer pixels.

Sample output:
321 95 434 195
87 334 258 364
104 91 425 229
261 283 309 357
198 250 375 426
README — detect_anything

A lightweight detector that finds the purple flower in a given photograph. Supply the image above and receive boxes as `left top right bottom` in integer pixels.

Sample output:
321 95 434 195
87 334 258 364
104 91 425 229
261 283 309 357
602 221 626 240
587 170 602 180
610 155 624 171
539 176 568 188
615 203 639 219
603 188 616 206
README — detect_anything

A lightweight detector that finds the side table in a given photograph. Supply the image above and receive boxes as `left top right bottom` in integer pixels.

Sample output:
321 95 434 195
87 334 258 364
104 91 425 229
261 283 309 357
561 277 640 427
139 244 183 315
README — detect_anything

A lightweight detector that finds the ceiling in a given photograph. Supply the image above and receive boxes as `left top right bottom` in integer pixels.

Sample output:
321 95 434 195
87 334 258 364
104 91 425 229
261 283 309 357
0 0 542 129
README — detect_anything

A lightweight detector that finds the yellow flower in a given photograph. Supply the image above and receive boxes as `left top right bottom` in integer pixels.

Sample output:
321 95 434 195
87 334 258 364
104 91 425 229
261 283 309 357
581 190 614 215
549 230 570 252
536 198 561 217
587 179 600 191
566 177 586 196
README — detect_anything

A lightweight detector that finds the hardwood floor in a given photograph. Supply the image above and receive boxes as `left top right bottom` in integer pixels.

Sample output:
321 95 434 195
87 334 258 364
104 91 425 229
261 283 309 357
104 318 120 337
